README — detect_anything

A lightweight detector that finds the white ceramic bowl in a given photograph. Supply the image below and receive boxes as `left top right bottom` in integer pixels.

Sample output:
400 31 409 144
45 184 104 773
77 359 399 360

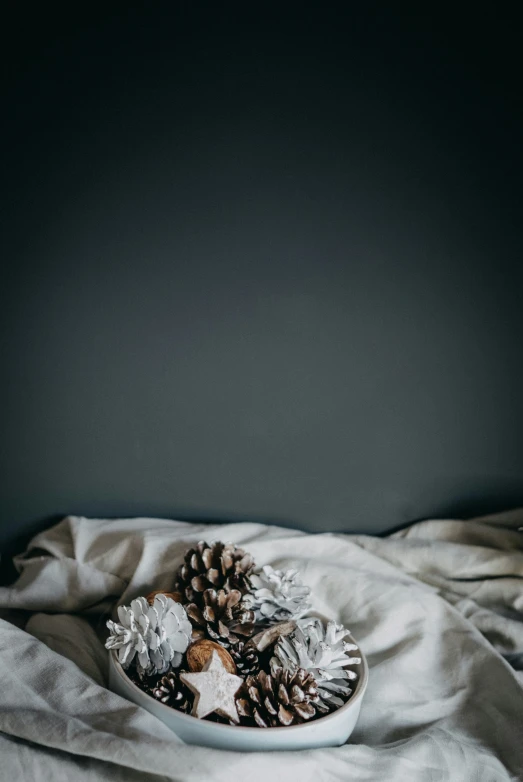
108 633 368 751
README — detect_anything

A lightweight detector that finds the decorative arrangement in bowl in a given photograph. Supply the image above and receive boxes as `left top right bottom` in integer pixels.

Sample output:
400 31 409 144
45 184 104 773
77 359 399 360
106 541 368 751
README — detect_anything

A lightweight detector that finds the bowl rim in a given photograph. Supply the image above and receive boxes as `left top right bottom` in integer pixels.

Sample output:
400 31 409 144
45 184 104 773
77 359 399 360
110 631 369 735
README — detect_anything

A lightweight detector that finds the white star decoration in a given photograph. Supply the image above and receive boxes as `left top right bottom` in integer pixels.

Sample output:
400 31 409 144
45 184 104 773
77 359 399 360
180 650 244 723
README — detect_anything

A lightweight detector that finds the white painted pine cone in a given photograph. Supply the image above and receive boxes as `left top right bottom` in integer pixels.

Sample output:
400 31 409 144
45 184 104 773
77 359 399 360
245 565 311 622
273 617 361 711
105 594 192 675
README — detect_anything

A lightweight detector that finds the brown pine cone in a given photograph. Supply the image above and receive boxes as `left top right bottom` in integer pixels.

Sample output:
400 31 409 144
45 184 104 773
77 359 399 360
229 641 260 676
175 541 254 607
150 671 192 714
185 587 255 648
236 664 319 727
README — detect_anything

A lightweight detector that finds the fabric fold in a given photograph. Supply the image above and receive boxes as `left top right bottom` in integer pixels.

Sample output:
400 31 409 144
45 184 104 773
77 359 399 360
0 511 521 781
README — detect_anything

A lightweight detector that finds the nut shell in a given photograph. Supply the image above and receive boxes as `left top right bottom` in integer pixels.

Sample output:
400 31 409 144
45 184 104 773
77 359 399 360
186 639 236 675
145 590 183 605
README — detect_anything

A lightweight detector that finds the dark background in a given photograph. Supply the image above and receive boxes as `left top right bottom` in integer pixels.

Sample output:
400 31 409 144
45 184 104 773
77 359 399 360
1 5 522 572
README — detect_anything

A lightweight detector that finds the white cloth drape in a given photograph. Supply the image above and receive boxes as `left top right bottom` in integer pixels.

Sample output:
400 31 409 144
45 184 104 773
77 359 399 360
0 510 522 781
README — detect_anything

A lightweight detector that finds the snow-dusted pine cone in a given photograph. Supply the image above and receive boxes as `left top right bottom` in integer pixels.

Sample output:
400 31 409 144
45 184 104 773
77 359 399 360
185 587 255 648
237 661 319 727
105 594 192 676
244 565 311 622
175 541 254 607
229 640 260 676
150 671 192 713
273 617 361 711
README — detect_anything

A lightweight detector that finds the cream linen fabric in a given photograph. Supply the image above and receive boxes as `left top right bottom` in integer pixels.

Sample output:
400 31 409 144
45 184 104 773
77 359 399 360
0 510 522 781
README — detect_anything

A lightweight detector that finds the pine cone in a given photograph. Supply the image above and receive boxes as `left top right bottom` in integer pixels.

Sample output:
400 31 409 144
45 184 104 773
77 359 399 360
186 588 255 648
236 662 319 727
273 618 361 712
229 641 260 676
175 541 254 607
105 595 192 676
150 671 192 714
245 565 311 622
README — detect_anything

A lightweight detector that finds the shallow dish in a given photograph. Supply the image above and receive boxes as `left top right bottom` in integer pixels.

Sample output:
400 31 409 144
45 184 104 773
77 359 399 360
108 632 368 751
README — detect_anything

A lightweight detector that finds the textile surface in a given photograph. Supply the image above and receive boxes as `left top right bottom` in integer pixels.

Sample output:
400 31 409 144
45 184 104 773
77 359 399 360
0 510 522 781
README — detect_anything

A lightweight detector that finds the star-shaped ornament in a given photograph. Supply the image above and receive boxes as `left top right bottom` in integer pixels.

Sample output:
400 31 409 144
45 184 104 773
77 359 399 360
180 650 243 723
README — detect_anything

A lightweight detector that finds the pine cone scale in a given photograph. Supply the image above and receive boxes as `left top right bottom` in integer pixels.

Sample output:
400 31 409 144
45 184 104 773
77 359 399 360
217 619 230 637
207 568 221 585
236 698 251 718
254 709 268 728
186 604 205 625
226 591 241 608
290 684 306 702
278 705 293 726
294 702 315 720
278 683 289 705
191 575 208 592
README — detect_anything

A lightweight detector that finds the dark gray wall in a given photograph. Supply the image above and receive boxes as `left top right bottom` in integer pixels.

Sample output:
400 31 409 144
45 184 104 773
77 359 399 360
1 7 522 556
